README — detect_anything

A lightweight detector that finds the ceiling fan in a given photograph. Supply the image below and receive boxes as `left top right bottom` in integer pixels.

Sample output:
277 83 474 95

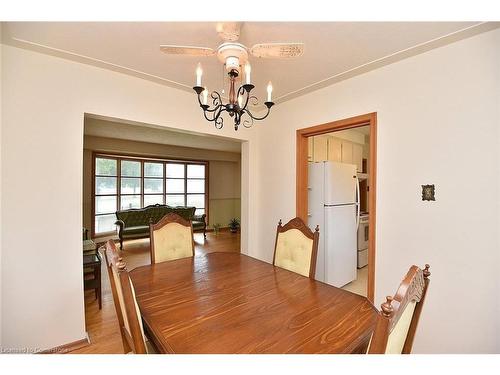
159 22 304 131
159 22 304 71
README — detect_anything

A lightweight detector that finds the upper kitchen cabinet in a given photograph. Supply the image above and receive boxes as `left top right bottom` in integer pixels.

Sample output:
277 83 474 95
313 135 328 162
341 140 353 164
311 135 364 172
308 136 314 162
352 143 363 172
327 137 342 162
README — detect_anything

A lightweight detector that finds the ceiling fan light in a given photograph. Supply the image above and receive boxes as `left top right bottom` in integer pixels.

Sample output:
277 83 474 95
225 56 240 72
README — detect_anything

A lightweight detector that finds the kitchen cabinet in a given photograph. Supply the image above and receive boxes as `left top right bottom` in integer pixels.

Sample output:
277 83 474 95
352 143 363 172
308 137 313 161
312 136 365 172
341 140 353 164
313 135 328 162
327 137 342 162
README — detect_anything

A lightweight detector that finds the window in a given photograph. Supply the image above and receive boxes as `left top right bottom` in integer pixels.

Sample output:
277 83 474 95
93 154 207 236
94 157 118 234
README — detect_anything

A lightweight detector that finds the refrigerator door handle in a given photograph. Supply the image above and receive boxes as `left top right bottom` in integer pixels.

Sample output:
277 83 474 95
355 176 361 230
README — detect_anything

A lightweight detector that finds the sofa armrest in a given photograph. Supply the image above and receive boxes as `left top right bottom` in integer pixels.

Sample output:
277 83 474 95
192 214 206 223
115 220 125 235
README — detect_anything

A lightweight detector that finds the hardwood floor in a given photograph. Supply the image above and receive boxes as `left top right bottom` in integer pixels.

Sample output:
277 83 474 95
72 231 240 354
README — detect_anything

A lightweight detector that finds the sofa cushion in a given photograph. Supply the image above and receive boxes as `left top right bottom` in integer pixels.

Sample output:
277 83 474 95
117 210 151 227
192 221 205 230
122 225 149 236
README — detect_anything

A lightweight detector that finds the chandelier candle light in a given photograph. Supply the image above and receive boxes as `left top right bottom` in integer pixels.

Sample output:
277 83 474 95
192 52 274 131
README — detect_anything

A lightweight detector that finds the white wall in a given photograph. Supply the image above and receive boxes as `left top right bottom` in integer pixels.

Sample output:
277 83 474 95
257 29 500 353
0 45 258 351
208 160 241 228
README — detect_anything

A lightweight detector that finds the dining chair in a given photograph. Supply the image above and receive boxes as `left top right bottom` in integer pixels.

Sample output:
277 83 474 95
103 240 156 354
272 217 320 278
149 212 195 264
367 264 431 354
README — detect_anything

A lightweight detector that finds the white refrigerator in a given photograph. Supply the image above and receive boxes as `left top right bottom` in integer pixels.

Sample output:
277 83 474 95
308 161 359 287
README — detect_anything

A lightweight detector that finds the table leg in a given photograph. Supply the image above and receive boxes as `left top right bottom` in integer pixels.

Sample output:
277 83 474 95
98 265 102 310
94 266 98 300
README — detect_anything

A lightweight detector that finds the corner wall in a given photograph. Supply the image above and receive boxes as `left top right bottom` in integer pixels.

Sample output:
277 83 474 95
0 44 258 351
257 29 500 353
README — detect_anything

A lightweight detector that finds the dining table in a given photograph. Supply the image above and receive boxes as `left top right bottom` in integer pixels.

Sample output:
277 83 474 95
129 252 378 354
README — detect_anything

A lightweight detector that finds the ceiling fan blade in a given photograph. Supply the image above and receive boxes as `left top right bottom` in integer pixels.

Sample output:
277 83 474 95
159 45 216 56
250 43 304 59
216 22 242 42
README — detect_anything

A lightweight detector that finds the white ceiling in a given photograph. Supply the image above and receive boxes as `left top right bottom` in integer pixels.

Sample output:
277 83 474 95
84 116 242 153
2 22 498 105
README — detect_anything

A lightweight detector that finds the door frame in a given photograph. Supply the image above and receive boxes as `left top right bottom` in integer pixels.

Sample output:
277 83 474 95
296 112 377 302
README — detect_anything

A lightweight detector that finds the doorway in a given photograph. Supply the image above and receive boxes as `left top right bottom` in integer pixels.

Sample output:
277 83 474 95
296 113 377 302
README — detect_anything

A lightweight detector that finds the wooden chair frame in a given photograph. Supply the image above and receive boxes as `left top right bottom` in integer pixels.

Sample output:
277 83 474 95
103 240 148 354
272 217 320 278
149 212 195 264
368 264 431 354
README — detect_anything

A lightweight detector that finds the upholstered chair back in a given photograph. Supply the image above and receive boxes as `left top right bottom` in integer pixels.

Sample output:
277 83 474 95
104 240 149 354
368 264 431 354
149 213 195 264
272 217 319 278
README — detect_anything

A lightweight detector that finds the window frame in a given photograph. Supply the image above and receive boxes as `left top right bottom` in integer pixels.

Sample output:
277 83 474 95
93 155 119 236
92 151 209 238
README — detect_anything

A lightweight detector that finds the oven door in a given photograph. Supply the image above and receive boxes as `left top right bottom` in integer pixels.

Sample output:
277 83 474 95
357 217 369 251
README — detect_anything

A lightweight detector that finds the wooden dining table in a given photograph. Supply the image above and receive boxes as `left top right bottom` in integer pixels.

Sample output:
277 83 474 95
129 252 378 354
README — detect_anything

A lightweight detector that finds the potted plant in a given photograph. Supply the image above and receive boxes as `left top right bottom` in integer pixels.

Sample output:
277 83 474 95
229 218 240 233
213 223 222 236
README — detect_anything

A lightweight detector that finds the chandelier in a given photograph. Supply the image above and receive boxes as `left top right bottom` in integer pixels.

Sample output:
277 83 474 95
159 23 304 131
192 44 274 131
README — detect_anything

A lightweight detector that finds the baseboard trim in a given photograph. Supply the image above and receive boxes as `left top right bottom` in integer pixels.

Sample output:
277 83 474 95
38 333 91 354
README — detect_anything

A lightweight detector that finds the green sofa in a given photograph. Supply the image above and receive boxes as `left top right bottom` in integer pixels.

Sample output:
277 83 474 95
115 204 206 249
